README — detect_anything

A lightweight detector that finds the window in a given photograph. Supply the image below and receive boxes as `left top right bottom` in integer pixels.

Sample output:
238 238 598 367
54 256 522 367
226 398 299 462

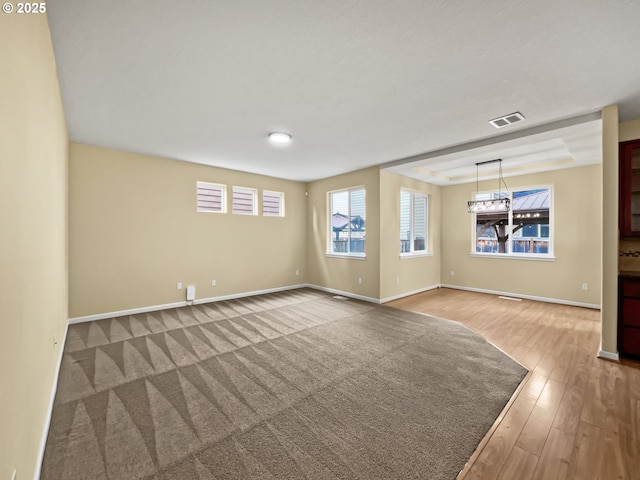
329 187 366 256
196 181 226 213
263 190 284 217
400 190 428 254
474 187 552 256
232 186 257 215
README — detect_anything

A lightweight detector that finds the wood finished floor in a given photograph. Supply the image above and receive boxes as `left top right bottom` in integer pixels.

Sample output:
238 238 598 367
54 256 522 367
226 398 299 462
388 287 640 480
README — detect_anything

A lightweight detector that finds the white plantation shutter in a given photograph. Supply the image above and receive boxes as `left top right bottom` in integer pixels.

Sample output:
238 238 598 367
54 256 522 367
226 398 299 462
197 181 226 213
400 191 411 245
263 191 284 216
400 190 428 253
412 193 427 251
232 186 257 215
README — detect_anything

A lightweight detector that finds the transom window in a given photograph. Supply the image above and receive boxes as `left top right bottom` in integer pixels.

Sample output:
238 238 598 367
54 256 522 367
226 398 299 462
196 181 226 213
329 187 366 256
400 190 428 255
262 190 284 217
474 187 552 256
232 186 257 215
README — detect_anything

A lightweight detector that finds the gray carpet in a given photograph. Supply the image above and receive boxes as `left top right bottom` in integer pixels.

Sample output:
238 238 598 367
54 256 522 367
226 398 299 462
41 288 527 479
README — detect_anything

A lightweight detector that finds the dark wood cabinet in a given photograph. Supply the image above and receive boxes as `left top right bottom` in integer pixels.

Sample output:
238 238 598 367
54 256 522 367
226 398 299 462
619 140 640 236
619 276 640 358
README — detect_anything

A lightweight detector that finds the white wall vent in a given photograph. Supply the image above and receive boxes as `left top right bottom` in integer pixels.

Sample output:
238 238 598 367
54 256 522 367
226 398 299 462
489 112 525 129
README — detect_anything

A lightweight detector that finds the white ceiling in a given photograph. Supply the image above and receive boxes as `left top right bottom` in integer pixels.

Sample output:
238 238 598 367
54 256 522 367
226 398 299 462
47 1 640 183
383 115 603 185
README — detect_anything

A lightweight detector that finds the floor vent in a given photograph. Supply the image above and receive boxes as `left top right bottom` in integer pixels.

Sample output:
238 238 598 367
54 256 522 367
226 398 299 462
499 295 522 302
489 111 525 129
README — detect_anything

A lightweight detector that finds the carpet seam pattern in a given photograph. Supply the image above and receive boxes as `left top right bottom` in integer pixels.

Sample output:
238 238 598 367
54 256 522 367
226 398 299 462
42 288 527 480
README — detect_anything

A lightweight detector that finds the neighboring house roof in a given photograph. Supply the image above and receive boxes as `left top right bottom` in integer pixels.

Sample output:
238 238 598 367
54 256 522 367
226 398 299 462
332 213 366 231
332 213 349 230
513 190 550 211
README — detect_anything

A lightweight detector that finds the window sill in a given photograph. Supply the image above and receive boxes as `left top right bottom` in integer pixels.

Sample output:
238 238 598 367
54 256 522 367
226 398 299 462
399 252 434 259
325 253 367 260
470 253 556 262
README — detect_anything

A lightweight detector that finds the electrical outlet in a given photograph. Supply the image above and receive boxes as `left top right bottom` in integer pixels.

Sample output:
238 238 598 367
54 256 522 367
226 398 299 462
396 276 400 285
450 270 455 276
582 283 588 291
53 336 57 350
177 282 182 289
295 270 300 276
357 277 362 285
211 279 216 286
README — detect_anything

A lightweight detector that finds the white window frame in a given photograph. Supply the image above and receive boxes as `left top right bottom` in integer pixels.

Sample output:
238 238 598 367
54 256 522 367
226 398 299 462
399 189 430 258
327 186 366 259
471 185 555 260
196 181 226 213
232 186 258 215
262 190 285 217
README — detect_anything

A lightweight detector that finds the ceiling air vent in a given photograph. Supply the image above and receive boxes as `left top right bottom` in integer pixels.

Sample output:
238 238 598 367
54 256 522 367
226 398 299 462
489 112 526 129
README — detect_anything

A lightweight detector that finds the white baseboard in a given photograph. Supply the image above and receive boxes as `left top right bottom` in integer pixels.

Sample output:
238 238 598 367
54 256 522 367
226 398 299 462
305 284 381 304
440 284 601 310
69 282 600 324
33 320 68 480
193 284 308 305
68 284 310 323
380 284 441 303
597 349 620 361
69 301 188 324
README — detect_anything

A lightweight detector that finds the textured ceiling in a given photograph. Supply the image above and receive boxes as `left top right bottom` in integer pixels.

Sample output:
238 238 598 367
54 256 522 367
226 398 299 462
47 1 640 182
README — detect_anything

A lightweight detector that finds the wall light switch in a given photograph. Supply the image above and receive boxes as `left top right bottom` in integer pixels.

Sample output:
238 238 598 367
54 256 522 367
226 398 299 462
358 277 362 284
582 283 588 291
177 282 183 289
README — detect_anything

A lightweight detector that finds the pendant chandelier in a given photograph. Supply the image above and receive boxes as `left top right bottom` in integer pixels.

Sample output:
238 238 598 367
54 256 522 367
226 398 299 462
467 159 510 213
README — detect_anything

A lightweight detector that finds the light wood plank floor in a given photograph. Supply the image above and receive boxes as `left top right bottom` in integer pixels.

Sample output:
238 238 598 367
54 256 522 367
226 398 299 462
388 287 640 480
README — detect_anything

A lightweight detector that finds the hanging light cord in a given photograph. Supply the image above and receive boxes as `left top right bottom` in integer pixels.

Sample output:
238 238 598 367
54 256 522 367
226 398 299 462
474 158 509 196
498 160 509 198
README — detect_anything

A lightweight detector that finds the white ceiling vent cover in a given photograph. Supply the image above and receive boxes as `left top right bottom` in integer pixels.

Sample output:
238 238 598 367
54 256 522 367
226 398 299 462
489 112 526 129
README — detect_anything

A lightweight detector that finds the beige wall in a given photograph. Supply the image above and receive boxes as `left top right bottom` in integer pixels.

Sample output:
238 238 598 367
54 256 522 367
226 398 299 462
619 118 640 142
599 106 619 355
306 167 381 299
0 14 68 480
379 171 441 300
69 143 307 318
441 165 602 305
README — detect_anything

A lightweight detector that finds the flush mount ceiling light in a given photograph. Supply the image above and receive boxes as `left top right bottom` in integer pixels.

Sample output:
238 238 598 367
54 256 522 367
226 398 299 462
467 159 511 213
268 132 292 145
489 112 526 129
